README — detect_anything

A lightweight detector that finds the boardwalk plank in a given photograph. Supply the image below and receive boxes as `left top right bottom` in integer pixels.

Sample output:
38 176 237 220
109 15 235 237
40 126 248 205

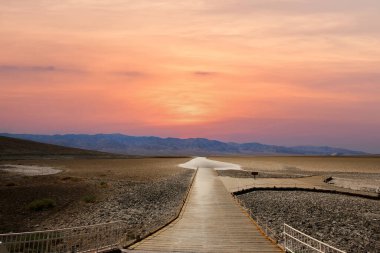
129 168 282 252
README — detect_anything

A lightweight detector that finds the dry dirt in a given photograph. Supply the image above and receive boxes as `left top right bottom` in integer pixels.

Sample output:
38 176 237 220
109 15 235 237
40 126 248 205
328 177 380 193
213 156 380 173
0 158 190 181
215 156 380 194
0 157 193 235
2 155 380 252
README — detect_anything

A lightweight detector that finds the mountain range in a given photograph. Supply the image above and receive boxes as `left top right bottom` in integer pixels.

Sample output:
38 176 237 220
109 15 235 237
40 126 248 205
0 135 125 159
0 133 367 156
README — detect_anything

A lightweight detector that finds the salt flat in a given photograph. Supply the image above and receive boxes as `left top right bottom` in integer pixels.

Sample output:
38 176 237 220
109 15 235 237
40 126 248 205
179 157 242 170
0 164 62 176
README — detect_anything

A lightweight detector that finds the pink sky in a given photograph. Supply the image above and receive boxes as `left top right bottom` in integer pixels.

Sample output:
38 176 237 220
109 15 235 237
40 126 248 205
1 0 380 152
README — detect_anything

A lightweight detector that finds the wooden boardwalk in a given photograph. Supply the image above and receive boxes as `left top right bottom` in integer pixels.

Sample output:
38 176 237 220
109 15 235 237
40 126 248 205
220 175 379 199
128 168 282 252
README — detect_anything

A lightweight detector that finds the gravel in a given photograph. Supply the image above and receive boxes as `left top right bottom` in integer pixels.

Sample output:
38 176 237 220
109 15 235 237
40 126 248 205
238 191 380 253
39 170 194 240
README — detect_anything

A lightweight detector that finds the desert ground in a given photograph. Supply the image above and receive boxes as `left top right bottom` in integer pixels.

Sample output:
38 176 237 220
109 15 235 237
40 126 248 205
213 156 380 173
1 155 379 252
0 157 194 242
214 156 380 253
216 156 380 193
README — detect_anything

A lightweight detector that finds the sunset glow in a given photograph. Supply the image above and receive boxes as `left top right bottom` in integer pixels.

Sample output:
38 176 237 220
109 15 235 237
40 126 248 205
1 1 380 152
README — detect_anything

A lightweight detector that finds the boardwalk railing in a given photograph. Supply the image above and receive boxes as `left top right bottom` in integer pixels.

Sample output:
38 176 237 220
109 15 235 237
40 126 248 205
0 221 128 253
248 210 280 244
234 196 280 244
283 224 346 253
233 195 346 253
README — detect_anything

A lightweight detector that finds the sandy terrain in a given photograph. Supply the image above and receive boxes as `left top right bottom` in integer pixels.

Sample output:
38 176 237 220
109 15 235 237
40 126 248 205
219 173 379 198
328 177 380 193
216 156 380 195
0 158 190 181
0 157 193 236
213 156 380 173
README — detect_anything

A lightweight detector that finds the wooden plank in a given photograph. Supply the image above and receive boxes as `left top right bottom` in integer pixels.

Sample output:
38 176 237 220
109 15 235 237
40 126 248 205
128 168 282 252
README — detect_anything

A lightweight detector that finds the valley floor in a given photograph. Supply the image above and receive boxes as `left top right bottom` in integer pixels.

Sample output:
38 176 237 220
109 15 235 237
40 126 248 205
0 157 193 241
1 156 379 253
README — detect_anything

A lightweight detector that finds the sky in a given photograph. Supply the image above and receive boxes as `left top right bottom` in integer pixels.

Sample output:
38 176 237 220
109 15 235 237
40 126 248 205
1 0 380 152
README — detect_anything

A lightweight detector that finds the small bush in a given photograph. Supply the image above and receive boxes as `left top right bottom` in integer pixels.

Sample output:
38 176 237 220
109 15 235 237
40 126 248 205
5 182 16 187
100 181 108 188
61 176 81 182
82 195 96 203
28 198 56 211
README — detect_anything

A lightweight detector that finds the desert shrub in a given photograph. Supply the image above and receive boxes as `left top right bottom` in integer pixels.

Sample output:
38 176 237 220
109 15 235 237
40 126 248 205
5 182 16 186
28 198 56 211
61 176 81 182
82 195 96 203
100 181 108 188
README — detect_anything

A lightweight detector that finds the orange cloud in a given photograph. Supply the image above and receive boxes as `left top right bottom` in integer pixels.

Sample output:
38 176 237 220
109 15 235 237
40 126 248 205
1 0 380 151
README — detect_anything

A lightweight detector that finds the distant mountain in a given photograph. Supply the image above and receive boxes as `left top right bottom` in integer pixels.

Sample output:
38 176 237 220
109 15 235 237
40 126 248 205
0 135 125 159
0 133 367 156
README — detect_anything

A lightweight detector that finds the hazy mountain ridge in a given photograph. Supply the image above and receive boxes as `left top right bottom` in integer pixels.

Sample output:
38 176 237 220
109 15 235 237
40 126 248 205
0 133 367 156
0 135 125 159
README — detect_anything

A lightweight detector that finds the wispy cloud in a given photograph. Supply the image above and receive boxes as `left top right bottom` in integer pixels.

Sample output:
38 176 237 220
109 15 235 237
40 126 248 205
192 71 217 77
0 65 58 72
204 0 379 15
1 0 380 152
0 65 83 73
113 71 147 78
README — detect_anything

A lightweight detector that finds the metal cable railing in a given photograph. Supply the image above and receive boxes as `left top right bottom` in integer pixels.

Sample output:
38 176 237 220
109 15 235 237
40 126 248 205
0 170 199 253
233 196 346 253
284 223 346 253
234 196 281 244
0 221 128 253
